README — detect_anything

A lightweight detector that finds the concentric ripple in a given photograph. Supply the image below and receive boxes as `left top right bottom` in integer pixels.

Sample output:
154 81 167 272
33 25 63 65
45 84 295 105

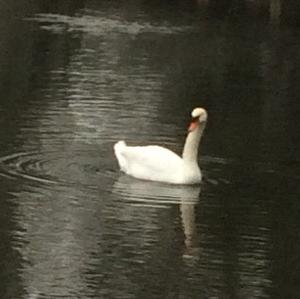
0 151 57 184
0 150 116 188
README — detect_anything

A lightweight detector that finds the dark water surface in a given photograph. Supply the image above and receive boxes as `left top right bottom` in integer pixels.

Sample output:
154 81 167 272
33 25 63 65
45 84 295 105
0 1 299 298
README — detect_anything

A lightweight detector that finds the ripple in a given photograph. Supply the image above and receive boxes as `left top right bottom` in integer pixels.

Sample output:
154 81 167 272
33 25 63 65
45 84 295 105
26 13 192 36
201 155 300 186
0 151 58 184
0 150 116 188
112 175 201 207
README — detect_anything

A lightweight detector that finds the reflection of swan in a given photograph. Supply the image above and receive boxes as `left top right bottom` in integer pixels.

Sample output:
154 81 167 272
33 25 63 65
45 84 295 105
113 176 200 255
180 200 197 256
114 108 207 184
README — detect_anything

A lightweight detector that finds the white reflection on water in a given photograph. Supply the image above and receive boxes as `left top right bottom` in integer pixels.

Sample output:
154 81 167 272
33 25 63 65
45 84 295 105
12 187 102 298
23 12 179 149
27 13 192 36
113 175 201 257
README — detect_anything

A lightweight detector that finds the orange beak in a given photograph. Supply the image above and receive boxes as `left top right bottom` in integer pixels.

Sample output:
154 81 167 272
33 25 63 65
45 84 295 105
188 120 198 132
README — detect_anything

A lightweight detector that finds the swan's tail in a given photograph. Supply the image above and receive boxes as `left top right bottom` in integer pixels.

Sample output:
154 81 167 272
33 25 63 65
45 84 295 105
114 141 128 172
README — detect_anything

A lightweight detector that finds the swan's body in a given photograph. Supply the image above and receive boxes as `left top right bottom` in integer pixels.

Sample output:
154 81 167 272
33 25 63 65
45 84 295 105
114 107 207 185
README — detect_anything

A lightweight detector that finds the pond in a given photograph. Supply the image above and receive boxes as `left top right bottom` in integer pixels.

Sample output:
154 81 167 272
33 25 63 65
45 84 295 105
0 1 299 298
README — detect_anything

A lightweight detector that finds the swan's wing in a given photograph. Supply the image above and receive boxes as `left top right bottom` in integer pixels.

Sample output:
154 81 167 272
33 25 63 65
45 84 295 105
114 141 183 182
123 145 182 169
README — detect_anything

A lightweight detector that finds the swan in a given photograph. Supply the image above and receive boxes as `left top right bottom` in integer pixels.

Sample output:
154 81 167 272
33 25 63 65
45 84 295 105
114 107 207 184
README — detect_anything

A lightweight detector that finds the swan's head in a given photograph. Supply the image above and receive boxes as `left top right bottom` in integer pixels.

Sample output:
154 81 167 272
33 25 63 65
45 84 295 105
188 107 207 132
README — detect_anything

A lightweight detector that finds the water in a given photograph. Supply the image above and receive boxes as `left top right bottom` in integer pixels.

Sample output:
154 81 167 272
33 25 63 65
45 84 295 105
0 1 299 298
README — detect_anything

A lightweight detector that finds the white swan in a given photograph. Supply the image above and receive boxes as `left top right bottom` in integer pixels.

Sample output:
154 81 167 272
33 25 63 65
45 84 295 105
114 107 207 184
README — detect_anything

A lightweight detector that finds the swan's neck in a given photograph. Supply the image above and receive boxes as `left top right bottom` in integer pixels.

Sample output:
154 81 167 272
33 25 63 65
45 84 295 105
182 124 205 163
